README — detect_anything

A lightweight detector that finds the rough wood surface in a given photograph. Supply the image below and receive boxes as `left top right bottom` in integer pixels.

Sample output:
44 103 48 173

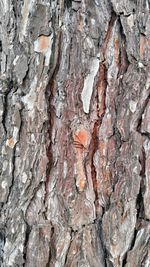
0 0 150 266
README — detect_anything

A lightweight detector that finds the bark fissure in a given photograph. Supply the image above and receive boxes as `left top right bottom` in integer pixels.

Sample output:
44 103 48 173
23 222 31 267
4 146 16 206
91 121 100 216
44 31 62 209
1 1 150 266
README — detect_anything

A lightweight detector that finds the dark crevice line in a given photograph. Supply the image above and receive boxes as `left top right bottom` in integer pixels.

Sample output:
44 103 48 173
112 13 130 191
44 31 62 216
91 63 108 218
136 177 145 221
46 243 51 267
98 11 131 266
121 83 150 265
23 222 31 266
122 228 138 266
89 10 118 263
114 15 129 143
1 80 13 135
1 93 8 135
84 8 118 266
141 250 149 266
63 228 74 266
117 16 130 78
86 7 117 222
46 223 57 267
91 121 100 217
98 222 110 267
136 94 150 134
3 146 16 209
1 81 19 209
0 227 5 265
102 11 117 58
122 148 146 266
140 132 150 140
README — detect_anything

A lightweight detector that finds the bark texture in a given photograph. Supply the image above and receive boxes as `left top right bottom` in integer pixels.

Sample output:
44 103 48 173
0 0 150 266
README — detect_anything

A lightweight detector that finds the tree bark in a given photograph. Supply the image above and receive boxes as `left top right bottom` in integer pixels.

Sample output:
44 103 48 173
0 0 150 266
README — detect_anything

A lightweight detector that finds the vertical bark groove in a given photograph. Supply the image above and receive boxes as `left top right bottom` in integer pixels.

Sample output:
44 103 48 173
0 0 150 266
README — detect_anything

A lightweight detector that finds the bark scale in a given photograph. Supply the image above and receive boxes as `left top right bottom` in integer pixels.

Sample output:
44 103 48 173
0 0 150 266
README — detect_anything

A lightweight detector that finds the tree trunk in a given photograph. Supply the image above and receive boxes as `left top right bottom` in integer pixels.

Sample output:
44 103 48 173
0 0 150 266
